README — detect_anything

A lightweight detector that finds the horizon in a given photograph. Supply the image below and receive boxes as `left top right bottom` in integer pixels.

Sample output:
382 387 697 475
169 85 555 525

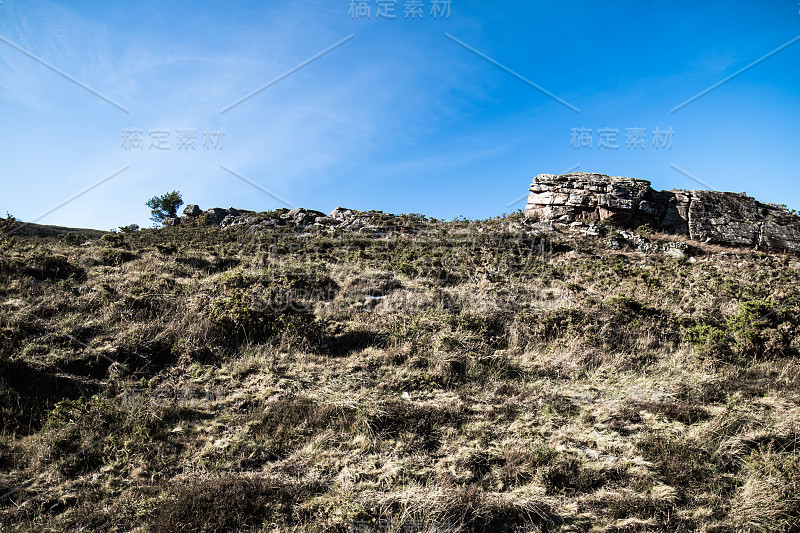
1 1 799 230
12 169 800 234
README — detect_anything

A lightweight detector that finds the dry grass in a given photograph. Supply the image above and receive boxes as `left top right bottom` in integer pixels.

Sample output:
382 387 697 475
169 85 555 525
0 216 799 531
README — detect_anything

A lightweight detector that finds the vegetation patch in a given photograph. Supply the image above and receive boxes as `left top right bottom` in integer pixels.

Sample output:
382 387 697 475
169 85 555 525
2 213 800 531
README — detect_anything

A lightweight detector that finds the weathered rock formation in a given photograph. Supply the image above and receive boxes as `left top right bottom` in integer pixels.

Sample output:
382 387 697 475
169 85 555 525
178 206 415 235
182 204 202 217
526 172 800 253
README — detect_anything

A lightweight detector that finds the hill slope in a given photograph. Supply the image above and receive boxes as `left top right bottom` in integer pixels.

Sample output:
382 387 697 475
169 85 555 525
1 218 108 240
1 214 800 531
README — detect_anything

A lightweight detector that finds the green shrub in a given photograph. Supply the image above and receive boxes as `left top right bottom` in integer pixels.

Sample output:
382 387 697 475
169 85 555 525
117 224 139 234
0 213 16 235
98 248 136 266
208 291 266 336
21 252 85 281
683 323 728 359
726 299 795 359
207 288 318 349
59 232 84 245
100 233 125 247
683 300 797 362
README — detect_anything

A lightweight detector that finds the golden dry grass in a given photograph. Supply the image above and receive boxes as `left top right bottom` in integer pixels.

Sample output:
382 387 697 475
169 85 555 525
0 215 799 531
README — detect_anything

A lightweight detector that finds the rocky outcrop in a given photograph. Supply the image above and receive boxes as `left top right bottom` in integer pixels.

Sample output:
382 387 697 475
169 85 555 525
183 204 202 217
526 172 800 253
280 208 326 227
177 206 416 235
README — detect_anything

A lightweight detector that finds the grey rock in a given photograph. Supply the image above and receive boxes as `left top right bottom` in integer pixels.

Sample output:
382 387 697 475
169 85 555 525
329 207 356 221
281 208 325 226
582 225 602 237
220 214 260 228
664 244 687 259
183 204 202 217
204 208 229 225
606 236 626 250
76 285 94 295
220 215 237 227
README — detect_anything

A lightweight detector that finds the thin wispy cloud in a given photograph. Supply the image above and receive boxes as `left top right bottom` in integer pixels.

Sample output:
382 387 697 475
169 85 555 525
0 1 798 227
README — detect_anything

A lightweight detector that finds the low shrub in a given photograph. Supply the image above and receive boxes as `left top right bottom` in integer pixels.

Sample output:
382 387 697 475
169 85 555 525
21 251 85 281
682 323 728 359
151 475 316 532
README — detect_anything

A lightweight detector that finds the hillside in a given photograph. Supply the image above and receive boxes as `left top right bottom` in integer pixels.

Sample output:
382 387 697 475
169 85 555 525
1 210 800 532
3 219 108 240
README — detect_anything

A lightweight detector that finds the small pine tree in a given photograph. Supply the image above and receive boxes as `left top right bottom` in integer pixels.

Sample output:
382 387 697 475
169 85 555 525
146 191 183 225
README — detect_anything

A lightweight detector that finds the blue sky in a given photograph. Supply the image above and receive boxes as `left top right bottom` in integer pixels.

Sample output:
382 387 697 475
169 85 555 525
0 0 798 229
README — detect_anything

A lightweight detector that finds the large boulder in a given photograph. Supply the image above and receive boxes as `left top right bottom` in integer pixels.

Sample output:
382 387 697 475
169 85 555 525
526 173 656 226
281 208 326 226
204 208 229 226
329 207 357 222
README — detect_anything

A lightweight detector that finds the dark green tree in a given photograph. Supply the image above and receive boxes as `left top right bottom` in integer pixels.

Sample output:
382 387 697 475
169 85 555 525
146 191 183 225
